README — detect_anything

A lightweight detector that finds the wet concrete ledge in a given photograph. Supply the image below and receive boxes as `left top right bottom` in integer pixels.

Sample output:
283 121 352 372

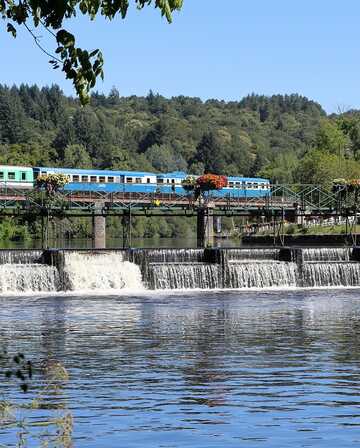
242 234 358 247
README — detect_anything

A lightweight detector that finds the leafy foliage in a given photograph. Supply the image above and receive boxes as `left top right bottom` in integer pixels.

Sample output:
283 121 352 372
36 173 69 194
1 0 183 104
1 85 360 238
1 351 32 393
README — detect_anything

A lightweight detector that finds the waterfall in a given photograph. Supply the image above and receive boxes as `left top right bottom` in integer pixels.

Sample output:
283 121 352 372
227 261 298 288
302 262 360 287
0 250 43 264
0 264 59 293
131 248 204 263
225 248 279 260
62 252 144 291
302 248 350 261
0 247 359 293
149 263 220 289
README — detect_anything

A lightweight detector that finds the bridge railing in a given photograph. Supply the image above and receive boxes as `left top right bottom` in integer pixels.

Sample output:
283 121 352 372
0 182 352 214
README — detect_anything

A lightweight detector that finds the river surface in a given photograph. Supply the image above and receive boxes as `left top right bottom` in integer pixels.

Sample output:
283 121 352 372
1 289 360 447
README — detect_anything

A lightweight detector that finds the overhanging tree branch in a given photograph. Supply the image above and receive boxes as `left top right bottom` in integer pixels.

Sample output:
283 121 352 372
2 0 183 104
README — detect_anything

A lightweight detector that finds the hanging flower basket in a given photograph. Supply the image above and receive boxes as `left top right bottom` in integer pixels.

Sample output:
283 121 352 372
332 178 347 194
181 175 197 192
196 174 228 191
36 173 69 195
347 179 360 193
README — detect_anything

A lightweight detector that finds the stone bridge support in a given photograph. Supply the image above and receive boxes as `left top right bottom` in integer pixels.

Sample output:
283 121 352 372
92 202 106 249
197 202 215 248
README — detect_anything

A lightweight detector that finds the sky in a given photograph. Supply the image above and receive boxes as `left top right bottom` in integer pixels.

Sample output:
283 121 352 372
2 0 360 113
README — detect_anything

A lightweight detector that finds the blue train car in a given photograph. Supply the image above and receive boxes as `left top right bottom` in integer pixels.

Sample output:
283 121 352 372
155 171 188 194
33 167 270 199
216 176 270 198
34 167 159 194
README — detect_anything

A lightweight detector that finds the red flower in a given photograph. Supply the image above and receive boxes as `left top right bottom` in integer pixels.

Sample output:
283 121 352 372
196 174 228 191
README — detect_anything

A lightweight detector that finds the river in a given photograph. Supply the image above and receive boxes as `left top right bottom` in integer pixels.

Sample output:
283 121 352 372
1 289 360 447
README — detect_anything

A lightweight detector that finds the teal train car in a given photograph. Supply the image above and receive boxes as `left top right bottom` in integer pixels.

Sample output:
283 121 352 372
0 165 34 189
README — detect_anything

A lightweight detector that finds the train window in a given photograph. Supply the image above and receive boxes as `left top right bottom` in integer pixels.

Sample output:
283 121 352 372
171 179 175 183
253 183 258 189
8 172 15 180
99 176 106 183
235 182 241 188
81 175 88 182
108 176 114 183
90 176 97 182
166 179 170 184
147 178 151 183
0 172 3 179
126 177 133 183
21 172 27 181
135 178 142 184
157 178 164 184
229 182 234 187
41 171 47 175
73 175 79 182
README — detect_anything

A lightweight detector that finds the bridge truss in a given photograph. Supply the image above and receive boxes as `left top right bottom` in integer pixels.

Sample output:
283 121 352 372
0 183 357 247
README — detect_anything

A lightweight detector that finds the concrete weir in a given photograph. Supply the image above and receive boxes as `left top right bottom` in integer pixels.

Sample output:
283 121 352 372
0 246 360 291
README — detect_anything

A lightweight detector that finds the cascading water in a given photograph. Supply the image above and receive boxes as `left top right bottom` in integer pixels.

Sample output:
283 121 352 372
0 246 359 293
301 248 359 287
302 262 360 287
0 250 59 293
0 250 43 264
0 264 59 293
226 248 279 260
62 252 144 291
131 248 204 263
227 261 298 288
302 248 350 261
149 263 220 289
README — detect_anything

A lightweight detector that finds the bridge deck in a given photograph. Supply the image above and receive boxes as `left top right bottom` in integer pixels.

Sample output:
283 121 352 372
0 183 350 217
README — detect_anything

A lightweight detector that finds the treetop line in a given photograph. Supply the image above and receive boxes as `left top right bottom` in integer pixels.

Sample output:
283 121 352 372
0 85 359 190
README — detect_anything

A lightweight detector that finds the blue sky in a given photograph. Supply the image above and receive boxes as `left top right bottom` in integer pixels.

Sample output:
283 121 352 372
2 0 360 112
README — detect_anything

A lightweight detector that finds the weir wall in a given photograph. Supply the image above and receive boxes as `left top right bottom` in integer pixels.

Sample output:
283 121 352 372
1 247 360 291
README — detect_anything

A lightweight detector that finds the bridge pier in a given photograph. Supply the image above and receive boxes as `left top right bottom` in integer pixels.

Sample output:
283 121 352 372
122 210 132 249
92 202 106 249
214 216 222 234
197 203 215 248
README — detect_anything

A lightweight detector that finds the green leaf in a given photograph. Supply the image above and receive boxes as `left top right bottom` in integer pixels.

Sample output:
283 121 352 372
6 23 16 37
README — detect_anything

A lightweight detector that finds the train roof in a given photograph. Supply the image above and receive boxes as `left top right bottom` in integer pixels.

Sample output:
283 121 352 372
34 167 157 177
156 171 187 179
0 165 33 170
227 176 270 182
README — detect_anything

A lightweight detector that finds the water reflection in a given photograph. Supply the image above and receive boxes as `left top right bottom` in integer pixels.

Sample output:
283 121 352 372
2 290 360 446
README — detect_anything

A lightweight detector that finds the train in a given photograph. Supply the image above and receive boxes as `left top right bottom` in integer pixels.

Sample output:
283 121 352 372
0 165 271 198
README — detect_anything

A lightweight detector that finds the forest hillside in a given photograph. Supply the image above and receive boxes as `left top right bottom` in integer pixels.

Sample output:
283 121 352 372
2 84 360 186
1 84 360 241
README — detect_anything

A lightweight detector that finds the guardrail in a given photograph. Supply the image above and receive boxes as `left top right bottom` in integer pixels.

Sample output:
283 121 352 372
0 183 354 215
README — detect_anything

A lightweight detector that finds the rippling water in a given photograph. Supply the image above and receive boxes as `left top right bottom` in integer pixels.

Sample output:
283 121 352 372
2 290 360 447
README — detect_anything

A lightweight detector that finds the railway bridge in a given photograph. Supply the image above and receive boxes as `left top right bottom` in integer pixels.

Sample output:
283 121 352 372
0 183 355 248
